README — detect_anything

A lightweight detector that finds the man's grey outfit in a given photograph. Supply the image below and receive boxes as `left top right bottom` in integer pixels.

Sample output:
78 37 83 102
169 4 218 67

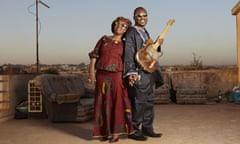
123 26 163 136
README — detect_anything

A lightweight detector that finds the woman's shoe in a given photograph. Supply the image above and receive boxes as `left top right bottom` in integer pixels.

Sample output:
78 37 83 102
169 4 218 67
109 137 119 143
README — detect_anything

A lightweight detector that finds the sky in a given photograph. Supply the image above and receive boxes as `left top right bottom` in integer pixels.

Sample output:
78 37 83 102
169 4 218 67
0 0 239 66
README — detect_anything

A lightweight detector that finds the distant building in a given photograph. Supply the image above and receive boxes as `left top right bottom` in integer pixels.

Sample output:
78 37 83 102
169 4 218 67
3 66 22 75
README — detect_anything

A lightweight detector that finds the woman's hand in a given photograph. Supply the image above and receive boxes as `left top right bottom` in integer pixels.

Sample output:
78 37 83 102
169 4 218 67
87 73 96 84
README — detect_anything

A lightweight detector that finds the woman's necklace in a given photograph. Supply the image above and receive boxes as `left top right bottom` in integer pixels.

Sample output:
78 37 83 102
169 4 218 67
111 36 121 44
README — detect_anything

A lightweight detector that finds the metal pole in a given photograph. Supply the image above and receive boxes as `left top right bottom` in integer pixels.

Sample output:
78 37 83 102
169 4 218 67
35 0 49 74
36 0 39 74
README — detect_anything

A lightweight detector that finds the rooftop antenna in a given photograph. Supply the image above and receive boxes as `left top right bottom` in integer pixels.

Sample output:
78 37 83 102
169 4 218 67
36 0 50 74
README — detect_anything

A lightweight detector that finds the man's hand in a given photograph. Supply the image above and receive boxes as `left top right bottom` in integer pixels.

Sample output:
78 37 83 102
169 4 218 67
128 74 140 87
155 37 164 46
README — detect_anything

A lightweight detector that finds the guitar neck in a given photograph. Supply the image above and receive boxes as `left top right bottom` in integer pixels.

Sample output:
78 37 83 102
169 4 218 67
152 19 175 50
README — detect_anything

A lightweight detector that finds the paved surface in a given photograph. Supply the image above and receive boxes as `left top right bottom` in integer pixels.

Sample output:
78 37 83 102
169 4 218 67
0 103 240 144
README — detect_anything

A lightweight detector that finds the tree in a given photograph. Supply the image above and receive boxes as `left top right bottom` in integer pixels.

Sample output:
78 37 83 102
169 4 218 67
190 52 203 69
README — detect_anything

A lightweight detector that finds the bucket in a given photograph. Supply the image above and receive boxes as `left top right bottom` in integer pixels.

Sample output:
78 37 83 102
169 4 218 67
233 91 240 103
227 92 233 103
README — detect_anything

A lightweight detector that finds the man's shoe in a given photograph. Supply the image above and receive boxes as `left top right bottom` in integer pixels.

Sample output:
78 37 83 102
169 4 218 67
99 136 109 141
128 134 147 141
144 132 163 138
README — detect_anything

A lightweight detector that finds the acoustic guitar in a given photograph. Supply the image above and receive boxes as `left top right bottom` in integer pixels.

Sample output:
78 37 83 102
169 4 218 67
136 19 175 73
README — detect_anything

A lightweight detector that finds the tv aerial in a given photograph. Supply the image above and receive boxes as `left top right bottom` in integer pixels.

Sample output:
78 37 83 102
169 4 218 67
35 0 50 74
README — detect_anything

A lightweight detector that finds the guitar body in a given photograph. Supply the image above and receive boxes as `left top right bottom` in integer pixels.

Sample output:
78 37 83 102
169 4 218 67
136 39 161 73
135 19 175 73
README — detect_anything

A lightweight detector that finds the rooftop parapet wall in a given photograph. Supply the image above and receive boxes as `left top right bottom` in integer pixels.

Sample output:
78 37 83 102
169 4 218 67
169 68 238 98
0 75 35 122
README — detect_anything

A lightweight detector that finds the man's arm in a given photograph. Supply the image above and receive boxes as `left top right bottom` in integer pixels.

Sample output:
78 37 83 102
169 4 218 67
123 27 139 77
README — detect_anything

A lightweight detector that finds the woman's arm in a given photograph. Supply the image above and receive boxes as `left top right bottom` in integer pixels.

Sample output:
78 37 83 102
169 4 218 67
88 58 96 84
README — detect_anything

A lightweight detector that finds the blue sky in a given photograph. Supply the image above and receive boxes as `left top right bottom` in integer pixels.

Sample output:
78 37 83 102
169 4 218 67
0 0 239 65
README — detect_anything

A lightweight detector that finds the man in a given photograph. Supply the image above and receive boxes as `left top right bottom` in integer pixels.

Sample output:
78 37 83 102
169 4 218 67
123 7 164 141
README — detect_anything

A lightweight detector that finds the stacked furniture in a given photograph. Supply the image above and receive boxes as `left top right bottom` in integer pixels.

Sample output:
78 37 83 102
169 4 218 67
31 74 94 122
171 72 208 104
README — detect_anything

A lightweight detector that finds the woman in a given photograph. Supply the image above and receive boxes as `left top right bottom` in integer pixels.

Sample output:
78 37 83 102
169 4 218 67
88 16 133 143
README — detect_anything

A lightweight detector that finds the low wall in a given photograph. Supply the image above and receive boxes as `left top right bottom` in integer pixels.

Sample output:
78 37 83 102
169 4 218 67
169 68 238 98
0 75 35 122
0 68 238 122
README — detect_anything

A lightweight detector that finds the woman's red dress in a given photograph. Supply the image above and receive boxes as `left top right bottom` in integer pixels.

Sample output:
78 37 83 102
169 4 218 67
89 36 134 139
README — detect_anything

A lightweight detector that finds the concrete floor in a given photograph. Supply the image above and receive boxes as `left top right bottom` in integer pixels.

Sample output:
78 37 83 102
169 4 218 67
0 103 240 144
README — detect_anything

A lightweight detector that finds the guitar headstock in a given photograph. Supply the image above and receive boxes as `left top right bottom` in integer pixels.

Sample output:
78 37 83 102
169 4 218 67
158 18 175 39
167 19 175 26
